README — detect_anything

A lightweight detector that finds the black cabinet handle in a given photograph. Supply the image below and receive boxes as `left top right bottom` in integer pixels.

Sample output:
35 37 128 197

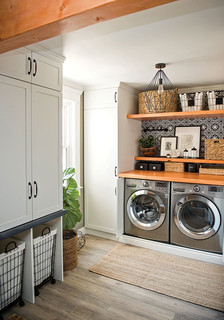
28 57 32 75
34 181 38 198
28 182 32 199
33 59 37 77
114 166 118 177
114 92 117 103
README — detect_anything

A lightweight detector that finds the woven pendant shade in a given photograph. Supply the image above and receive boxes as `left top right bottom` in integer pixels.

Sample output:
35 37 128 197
139 64 178 114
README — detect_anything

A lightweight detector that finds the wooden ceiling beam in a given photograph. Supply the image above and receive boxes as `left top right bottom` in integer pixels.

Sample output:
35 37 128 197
0 0 176 54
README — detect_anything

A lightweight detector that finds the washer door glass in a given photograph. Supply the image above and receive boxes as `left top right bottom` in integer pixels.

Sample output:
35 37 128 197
174 195 221 239
127 190 166 230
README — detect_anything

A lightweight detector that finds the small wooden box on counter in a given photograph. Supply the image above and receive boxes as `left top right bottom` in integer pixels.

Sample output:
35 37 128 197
165 162 185 172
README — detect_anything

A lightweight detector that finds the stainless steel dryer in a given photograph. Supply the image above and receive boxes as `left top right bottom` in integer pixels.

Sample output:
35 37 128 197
171 182 223 254
124 179 170 242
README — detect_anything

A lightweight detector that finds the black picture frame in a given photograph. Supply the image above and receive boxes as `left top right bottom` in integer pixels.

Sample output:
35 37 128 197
160 136 178 156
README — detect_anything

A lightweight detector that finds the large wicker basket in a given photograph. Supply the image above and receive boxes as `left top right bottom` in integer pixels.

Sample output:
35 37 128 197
204 139 224 160
139 89 178 114
199 166 224 175
63 230 78 271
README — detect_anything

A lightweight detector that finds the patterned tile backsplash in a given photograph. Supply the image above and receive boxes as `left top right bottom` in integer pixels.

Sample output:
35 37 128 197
141 117 224 158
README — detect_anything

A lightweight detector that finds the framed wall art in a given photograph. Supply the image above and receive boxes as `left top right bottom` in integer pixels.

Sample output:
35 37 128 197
160 136 178 156
175 126 201 157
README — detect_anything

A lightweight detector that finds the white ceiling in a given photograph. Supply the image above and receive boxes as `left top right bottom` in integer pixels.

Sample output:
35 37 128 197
39 0 224 91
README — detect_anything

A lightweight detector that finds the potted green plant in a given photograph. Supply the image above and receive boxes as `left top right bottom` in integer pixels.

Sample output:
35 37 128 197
63 167 82 271
139 136 156 157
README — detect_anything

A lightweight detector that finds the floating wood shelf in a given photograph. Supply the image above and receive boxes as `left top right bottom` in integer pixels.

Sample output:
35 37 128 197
127 110 224 121
134 157 224 164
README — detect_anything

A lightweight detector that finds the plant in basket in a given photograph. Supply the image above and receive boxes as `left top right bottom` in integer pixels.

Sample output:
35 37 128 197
63 167 82 271
139 136 156 157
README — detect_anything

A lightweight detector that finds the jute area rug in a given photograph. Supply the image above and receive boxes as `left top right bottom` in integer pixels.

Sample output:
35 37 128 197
90 243 224 312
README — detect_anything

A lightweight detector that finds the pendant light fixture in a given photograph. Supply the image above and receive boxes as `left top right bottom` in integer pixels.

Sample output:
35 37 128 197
141 63 178 113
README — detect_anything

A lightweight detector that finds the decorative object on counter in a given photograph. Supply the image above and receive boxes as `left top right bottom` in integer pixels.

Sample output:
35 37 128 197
63 167 83 271
204 139 224 160
166 154 171 158
175 126 200 158
138 63 178 114
207 91 224 110
179 92 205 111
183 149 189 158
165 162 184 172
139 136 156 157
199 166 224 175
160 136 177 157
190 147 197 158
170 149 181 158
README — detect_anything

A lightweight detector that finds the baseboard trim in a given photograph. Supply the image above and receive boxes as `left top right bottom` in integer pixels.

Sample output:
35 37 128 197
84 228 117 241
119 235 224 265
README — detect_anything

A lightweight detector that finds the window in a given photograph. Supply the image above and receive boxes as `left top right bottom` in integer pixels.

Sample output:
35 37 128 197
62 86 83 190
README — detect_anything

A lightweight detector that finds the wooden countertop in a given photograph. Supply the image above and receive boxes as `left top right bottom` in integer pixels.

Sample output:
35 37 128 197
118 170 224 186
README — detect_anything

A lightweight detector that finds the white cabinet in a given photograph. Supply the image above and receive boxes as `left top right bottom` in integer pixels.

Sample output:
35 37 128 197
0 46 63 232
0 76 32 232
0 48 62 91
84 107 118 234
84 84 140 235
32 85 62 219
0 76 62 232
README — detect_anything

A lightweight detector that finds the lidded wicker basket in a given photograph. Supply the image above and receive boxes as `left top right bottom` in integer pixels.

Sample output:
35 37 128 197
204 139 224 160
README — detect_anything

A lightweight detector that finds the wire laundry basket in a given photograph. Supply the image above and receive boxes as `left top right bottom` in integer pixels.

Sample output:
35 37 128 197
0 238 25 313
33 226 57 296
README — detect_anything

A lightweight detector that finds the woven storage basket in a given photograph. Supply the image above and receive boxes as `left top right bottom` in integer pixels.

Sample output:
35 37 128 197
199 166 224 175
139 89 178 114
204 139 224 160
63 231 78 271
141 147 156 157
165 162 184 172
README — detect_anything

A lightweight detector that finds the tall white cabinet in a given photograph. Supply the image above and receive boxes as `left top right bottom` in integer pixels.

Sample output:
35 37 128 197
84 84 141 236
0 46 64 304
0 47 63 232
0 76 32 231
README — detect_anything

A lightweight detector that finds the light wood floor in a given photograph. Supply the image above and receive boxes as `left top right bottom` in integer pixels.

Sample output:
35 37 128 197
3 235 224 320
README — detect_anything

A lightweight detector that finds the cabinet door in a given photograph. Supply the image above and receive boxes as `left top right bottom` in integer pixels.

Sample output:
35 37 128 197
84 107 118 234
0 76 32 232
84 88 118 109
32 52 62 91
32 85 62 219
0 48 31 82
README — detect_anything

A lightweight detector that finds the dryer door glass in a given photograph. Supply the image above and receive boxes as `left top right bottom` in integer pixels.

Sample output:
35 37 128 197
127 190 166 230
175 195 221 239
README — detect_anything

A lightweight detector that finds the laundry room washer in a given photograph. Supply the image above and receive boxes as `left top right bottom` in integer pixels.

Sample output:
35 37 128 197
124 179 170 242
171 182 224 254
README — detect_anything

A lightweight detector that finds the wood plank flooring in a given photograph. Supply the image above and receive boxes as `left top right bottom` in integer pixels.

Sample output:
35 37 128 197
3 235 224 320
